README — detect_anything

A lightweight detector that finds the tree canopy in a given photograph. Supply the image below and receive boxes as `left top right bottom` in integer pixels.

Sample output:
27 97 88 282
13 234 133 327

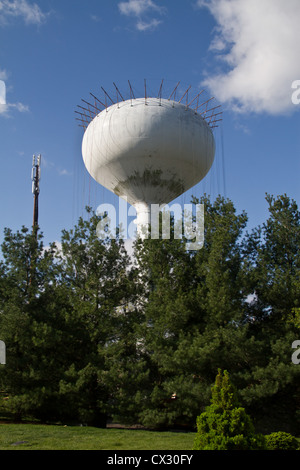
0 194 299 433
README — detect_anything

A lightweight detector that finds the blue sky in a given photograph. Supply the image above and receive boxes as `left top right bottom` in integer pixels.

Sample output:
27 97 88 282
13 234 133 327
0 0 299 247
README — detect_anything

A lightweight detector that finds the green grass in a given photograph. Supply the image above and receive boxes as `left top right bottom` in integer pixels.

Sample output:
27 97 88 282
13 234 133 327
0 423 196 450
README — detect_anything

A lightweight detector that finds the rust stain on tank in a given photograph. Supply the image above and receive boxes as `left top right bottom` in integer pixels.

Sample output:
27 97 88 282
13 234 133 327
114 168 184 199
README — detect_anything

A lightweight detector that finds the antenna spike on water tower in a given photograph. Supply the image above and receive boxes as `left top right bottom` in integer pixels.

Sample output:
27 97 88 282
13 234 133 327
78 104 93 120
187 90 205 108
144 79 147 104
158 79 164 99
206 111 223 121
75 110 89 126
178 85 192 104
168 81 180 101
202 104 222 115
75 113 88 128
113 82 125 102
197 97 214 113
101 86 114 105
82 98 100 115
90 92 106 110
128 80 135 100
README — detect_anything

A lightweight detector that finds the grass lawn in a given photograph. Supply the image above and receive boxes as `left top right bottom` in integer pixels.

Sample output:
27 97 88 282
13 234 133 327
0 423 196 450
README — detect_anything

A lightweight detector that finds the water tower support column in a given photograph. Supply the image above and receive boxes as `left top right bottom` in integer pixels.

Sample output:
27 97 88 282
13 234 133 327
135 202 151 240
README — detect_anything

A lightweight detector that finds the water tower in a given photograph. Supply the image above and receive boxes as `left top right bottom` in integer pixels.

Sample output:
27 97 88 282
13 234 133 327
76 80 221 237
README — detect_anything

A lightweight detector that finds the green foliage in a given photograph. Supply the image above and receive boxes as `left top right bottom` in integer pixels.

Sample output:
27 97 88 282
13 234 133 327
244 193 300 327
288 308 300 330
265 431 299 450
133 196 252 429
238 194 300 431
0 194 299 434
193 370 265 450
0 211 136 425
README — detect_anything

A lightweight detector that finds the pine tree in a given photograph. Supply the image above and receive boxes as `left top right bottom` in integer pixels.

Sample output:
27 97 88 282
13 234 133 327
55 209 135 426
132 196 251 429
0 226 66 420
240 195 300 431
0 211 137 425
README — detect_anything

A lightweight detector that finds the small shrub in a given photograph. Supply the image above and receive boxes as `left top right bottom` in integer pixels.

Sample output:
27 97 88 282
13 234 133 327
265 432 299 450
193 370 265 451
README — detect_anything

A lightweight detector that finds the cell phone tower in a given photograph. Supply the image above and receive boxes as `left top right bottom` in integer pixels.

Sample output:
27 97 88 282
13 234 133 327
31 154 41 233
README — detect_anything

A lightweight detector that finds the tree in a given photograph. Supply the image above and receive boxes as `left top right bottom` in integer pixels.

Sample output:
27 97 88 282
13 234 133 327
245 194 300 326
130 196 251 429
239 194 300 433
1 193 299 432
0 210 137 426
54 209 136 426
0 226 65 421
193 370 265 450
192 195 248 330
133 233 195 428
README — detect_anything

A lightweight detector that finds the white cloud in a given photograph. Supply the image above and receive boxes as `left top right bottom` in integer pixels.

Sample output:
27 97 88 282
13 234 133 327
0 98 29 116
90 14 101 23
0 1 48 116
197 0 300 115
0 73 29 116
8 102 29 112
0 0 47 25
119 0 163 16
58 168 72 177
39 157 72 177
136 18 161 31
118 0 165 31
0 69 8 81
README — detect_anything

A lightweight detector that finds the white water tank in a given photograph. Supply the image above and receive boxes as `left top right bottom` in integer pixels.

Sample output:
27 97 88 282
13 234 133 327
82 97 215 235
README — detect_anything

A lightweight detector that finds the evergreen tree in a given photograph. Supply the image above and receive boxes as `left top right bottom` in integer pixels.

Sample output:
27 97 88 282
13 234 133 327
131 196 251 429
55 209 135 426
245 194 300 326
0 226 65 420
193 370 265 450
0 193 298 432
133 233 195 428
0 211 137 426
240 194 300 433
